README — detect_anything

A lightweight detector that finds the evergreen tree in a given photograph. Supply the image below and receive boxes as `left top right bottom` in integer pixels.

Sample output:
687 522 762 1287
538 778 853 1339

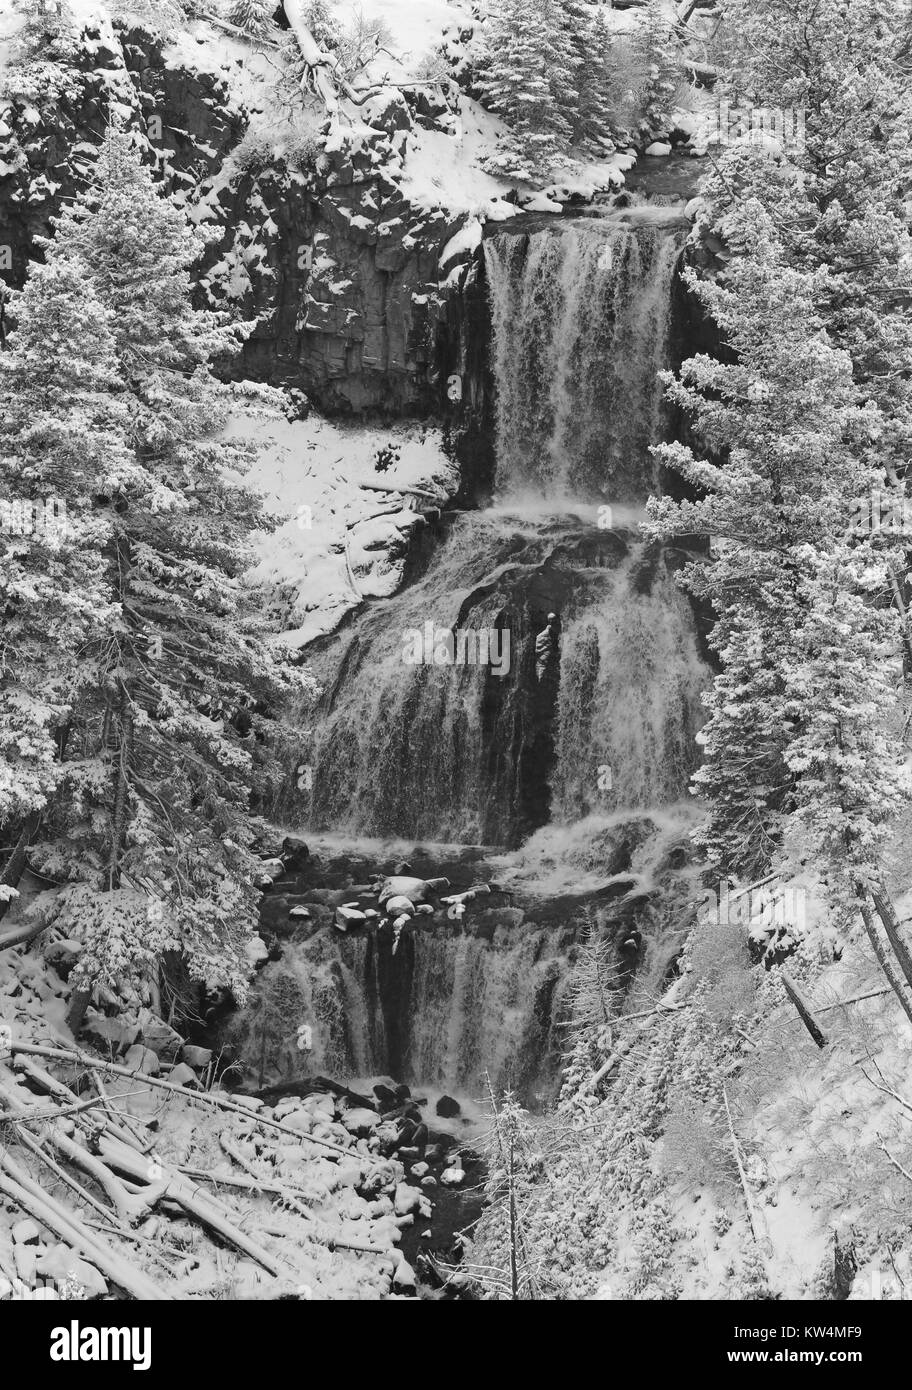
476 0 579 179
229 0 272 37
30 128 298 1008
0 256 129 831
631 0 679 143
561 0 617 152
644 205 899 881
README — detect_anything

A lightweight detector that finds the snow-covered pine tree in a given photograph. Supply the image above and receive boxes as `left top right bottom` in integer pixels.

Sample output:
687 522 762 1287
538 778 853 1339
644 203 893 880
631 0 680 144
0 254 130 869
476 0 579 179
30 127 299 1011
646 194 912 1012
229 0 272 37
560 0 617 152
702 0 912 530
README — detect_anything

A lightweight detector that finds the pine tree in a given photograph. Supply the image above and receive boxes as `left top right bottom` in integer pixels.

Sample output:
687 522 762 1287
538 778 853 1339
229 0 272 37
631 0 679 143
30 128 298 1009
662 0 912 1012
476 0 579 179
644 205 896 880
560 0 616 152
0 255 130 833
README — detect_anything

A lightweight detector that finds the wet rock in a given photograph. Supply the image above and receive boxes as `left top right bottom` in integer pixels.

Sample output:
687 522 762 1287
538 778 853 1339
435 1094 461 1119
383 894 416 918
281 837 309 872
335 905 367 931
373 1083 398 1110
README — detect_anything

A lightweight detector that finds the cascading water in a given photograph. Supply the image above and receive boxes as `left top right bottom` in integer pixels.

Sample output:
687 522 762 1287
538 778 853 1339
233 211 711 1107
485 216 684 501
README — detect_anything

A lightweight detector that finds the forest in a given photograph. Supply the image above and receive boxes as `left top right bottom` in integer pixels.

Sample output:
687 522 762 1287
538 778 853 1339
0 0 911 1341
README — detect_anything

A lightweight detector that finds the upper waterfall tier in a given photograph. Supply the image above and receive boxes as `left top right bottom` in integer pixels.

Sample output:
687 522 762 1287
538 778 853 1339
484 216 685 503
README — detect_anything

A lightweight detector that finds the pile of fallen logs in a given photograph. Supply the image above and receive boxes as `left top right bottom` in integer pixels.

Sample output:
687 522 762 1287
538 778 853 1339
0 1040 408 1299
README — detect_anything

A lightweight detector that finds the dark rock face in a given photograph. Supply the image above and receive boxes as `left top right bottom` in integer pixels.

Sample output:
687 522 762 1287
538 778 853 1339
0 19 485 417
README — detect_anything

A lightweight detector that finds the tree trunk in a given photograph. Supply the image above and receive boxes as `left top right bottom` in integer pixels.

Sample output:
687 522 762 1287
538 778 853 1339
780 969 828 1048
871 879 912 993
0 811 40 925
855 888 912 1027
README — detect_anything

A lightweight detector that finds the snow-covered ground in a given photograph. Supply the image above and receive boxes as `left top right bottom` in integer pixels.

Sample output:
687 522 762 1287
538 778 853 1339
231 411 459 648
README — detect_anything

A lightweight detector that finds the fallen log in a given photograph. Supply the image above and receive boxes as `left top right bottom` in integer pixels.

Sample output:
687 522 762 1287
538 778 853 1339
98 1133 291 1280
11 1042 354 1158
0 1146 170 1300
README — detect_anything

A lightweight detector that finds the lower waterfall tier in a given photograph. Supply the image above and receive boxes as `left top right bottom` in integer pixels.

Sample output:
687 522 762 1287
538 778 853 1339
224 813 701 1109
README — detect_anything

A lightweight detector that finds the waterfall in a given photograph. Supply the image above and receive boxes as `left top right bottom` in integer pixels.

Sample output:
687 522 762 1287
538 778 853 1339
234 210 709 1106
484 218 684 502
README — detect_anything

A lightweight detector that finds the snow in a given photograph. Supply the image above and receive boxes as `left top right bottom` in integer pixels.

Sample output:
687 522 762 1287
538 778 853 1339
229 410 459 648
344 0 472 82
396 102 518 218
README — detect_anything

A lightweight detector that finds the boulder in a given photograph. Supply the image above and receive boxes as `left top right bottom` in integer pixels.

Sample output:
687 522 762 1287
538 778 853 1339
123 1044 160 1077
373 1083 398 1110
435 1094 461 1119
341 1107 378 1137
281 836 309 871
393 1182 422 1216
12 1218 41 1245
43 938 82 980
168 1062 202 1089
383 894 416 918
83 1010 139 1056
392 1255 417 1290
288 906 312 920
378 875 450 906
440 1163 465 1186
180 1044 213 1070
335 905 368 931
